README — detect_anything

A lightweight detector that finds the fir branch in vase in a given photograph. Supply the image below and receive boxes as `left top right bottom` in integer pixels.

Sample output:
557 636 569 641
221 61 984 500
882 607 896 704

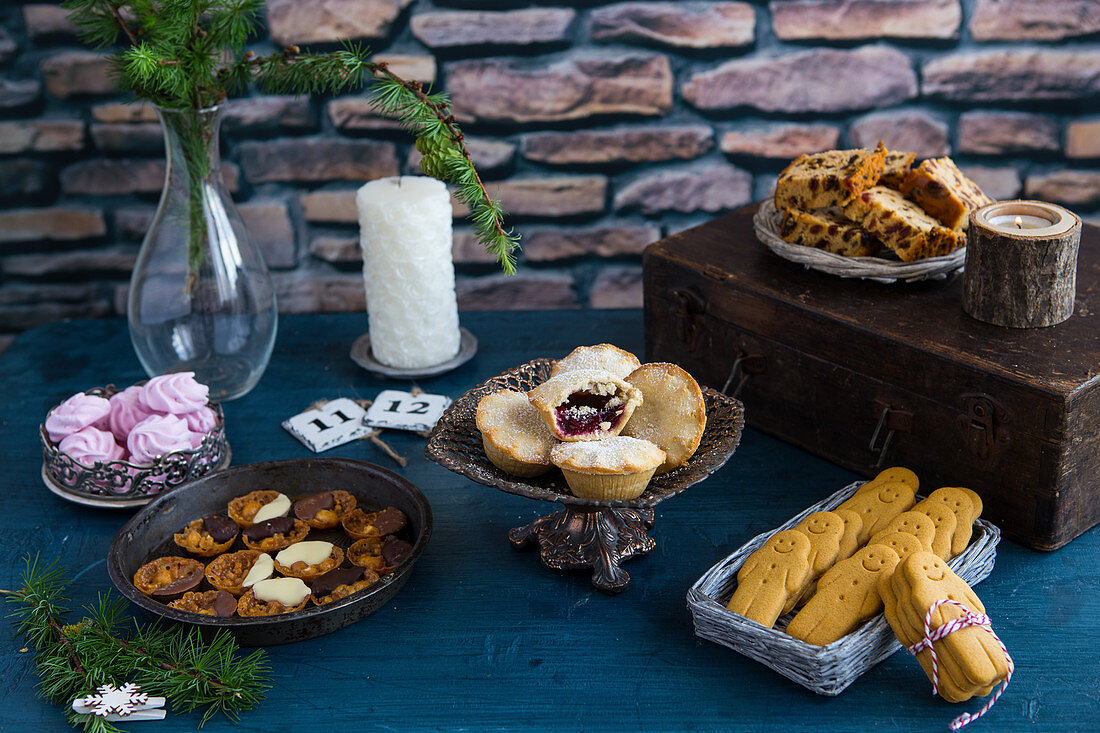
4 555 269 731
60 0 521 274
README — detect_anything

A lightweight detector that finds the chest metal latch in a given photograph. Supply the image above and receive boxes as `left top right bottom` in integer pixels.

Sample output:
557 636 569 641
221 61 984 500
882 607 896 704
957 393 1012 469
669 288 705 352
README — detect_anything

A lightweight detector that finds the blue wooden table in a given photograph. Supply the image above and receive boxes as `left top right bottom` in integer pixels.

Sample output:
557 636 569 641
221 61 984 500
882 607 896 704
2 310 1096 732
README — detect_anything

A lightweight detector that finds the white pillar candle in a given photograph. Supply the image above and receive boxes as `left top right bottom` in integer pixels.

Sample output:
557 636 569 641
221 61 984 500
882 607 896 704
356 176 461 369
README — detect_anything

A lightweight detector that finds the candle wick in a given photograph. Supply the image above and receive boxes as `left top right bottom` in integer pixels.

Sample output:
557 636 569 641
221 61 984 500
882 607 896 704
1014 216 1022 229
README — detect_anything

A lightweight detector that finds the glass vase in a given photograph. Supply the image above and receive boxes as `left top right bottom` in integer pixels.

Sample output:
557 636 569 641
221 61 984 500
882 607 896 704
128 105 277 401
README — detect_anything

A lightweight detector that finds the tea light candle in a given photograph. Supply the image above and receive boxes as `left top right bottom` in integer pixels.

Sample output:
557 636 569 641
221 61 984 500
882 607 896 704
356 176 461 368
963 200 1082 328
989 214 1049 230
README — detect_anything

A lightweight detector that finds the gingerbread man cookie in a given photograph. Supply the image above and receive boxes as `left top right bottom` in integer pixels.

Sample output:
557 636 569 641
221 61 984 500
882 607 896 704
867 531 929 562
856 466 920 495
785 544 901 646
727 530 811 629
784 511 846 614
911 499 959 560
881 552 1010 702
834 509 864 563
837 481 916 545
915 487 981 558
868 511 937 551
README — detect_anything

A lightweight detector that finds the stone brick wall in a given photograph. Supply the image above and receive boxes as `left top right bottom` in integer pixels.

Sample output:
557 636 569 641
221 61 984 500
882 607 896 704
1 0 1098 350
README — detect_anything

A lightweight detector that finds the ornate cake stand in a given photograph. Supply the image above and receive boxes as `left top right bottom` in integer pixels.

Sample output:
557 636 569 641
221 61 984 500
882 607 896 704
425 358 745 594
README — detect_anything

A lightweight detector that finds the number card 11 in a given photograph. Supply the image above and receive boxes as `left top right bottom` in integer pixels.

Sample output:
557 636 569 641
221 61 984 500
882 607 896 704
364 390 452 433
282 397 373 453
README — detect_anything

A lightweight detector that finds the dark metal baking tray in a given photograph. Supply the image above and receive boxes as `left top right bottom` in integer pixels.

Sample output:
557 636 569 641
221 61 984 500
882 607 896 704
107 457 432 646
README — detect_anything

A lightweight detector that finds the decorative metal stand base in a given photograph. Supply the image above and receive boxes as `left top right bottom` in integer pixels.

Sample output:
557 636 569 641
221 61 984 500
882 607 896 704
509 505 656 594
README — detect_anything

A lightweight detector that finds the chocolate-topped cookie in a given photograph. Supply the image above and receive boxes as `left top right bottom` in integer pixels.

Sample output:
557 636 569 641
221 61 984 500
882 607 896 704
173 514 238 557
133 556 204 600
241 516 310 552
169 589 238 617
293 490 357 530
309 566 381 605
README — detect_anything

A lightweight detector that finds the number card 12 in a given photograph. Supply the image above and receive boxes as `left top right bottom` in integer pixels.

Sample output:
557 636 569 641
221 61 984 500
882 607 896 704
364 390 452 433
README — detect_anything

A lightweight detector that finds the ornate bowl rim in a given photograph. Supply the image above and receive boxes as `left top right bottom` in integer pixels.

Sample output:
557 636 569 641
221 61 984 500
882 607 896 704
425 358 746 508
40 383 230 507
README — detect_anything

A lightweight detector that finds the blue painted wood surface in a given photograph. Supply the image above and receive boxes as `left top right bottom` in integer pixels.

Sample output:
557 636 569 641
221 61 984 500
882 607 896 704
1 310 1096 732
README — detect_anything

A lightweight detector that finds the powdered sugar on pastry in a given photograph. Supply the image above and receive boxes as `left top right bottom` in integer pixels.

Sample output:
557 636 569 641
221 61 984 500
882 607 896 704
550 344 641 380
550 436 665 475
476 390 557 464
528 369 642 442
621 363 707 474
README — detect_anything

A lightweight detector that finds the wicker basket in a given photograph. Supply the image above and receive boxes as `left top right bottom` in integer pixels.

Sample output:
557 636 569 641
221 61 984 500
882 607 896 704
754 200 967 284
687 481 1000 696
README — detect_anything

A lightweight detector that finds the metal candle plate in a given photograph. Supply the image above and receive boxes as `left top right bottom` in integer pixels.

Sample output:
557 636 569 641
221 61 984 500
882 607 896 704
425 358 744 593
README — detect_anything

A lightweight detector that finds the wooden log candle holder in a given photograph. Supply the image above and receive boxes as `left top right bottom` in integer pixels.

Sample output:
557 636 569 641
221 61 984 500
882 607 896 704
962 200 1082 328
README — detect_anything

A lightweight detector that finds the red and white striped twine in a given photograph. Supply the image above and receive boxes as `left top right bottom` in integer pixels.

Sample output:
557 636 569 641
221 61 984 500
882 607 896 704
905 598 1014 731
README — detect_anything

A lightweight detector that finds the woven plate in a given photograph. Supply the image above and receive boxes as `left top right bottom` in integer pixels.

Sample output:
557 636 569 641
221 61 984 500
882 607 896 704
754 199 966 284
425 358 745 508
687 481 1000 696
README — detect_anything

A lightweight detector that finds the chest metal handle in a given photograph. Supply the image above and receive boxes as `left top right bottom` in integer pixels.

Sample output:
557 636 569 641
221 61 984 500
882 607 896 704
722 353 767 397
869 402 914 468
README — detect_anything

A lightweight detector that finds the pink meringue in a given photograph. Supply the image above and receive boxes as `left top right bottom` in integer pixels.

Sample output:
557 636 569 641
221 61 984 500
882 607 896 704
58 427 126 468
141 372 209 415
45 393 112 443
181 405 219 436
107 385 160 442
127 414 199 466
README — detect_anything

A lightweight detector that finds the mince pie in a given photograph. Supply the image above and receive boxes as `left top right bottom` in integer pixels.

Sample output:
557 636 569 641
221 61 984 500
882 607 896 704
620 363 707 474
475 390 557 477
528 369 642 442
550 436 666 501
550 343 641 381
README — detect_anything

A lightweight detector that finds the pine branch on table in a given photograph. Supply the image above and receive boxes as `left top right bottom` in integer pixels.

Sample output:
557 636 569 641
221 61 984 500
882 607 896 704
5 555 270 731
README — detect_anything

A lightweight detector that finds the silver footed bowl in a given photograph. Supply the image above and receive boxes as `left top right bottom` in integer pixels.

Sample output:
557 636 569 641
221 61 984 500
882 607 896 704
40 384 230 508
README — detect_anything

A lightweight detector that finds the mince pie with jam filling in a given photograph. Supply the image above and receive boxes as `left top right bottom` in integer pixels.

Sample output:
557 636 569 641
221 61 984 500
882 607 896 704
527 368 642 442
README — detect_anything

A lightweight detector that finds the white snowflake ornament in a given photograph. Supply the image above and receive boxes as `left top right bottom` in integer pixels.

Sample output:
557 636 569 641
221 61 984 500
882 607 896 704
72 682 166 722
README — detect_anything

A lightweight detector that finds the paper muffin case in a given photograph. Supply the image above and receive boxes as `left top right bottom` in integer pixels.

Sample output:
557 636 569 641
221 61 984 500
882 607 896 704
480 435 551 478
559 465 659 501
687 481 1000 696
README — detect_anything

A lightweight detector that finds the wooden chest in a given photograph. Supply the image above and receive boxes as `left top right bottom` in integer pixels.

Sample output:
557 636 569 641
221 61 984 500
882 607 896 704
643 204 1100 551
